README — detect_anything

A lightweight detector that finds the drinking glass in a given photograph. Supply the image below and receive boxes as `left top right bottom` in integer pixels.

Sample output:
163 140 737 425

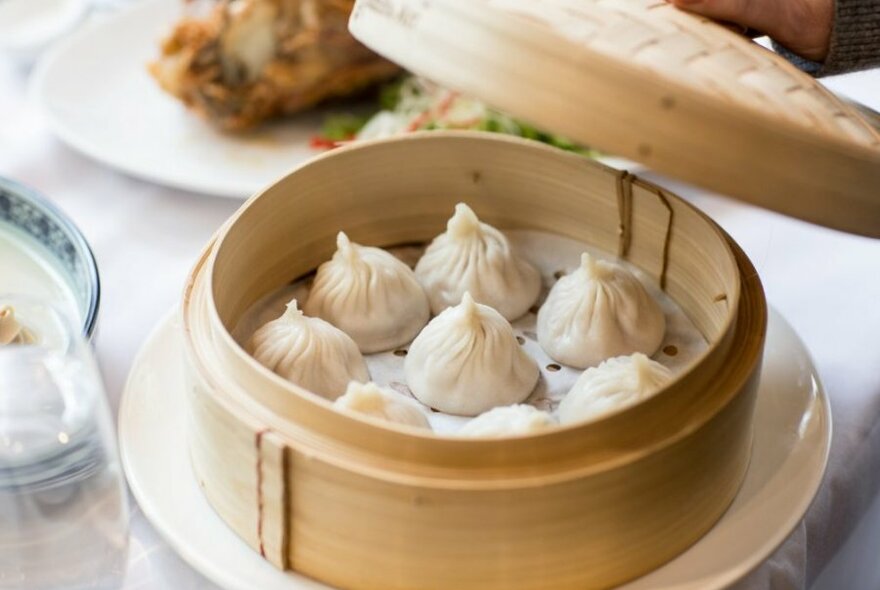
0 297 128 590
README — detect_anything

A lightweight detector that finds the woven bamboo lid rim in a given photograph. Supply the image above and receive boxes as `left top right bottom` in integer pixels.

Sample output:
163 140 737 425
489 0 880 147
350 0 880 237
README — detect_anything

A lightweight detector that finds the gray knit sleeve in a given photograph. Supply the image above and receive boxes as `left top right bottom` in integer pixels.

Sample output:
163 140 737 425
773 0 880 77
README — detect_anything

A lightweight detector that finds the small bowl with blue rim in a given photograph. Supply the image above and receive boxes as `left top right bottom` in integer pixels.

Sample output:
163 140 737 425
0 176 99 340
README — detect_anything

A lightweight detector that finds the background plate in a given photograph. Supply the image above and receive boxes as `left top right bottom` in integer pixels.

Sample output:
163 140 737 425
119 307 831 590
30 0 330 199
29 0 639 199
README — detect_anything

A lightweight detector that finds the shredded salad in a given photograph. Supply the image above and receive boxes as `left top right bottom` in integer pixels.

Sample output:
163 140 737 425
312 77 597 156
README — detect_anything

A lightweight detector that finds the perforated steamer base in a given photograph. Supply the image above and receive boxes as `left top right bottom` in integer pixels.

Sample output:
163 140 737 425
233 229 708 434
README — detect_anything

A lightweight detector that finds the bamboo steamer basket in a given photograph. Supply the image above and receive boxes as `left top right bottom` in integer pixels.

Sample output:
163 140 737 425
179 0 880 587
182 133 766 590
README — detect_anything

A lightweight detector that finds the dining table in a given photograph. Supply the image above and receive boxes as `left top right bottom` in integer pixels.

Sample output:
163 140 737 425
1 42 880 590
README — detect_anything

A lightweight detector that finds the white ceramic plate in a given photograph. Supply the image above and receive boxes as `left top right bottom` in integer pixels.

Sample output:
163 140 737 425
29 0 639 199
119 308 831 590
30 0 334 199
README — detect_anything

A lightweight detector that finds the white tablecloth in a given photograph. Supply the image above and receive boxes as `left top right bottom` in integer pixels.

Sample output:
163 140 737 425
1 54 879 590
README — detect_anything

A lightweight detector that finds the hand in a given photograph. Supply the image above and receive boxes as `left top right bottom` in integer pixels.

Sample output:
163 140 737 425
668 0 834 62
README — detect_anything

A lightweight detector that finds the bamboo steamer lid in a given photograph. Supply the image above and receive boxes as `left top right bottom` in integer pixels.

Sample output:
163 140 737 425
349 0 880 237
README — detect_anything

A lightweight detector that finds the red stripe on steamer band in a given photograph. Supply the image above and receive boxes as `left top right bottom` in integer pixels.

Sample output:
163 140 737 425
255 428 269 558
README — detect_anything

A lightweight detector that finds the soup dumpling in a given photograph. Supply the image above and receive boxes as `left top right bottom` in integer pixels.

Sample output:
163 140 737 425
458 404 556 437
334 381 431 429
414 203 541 321
250 300 369 400
305 232 430 353
405 293 539 416
537 253 665 369
557 353 672 424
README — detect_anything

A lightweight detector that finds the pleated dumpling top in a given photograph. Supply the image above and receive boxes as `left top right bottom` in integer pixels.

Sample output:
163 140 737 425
537 253 665 369
305 231 429 353
557 353 672 424
414 203 541 321
250 300 369 400
405 292 539 416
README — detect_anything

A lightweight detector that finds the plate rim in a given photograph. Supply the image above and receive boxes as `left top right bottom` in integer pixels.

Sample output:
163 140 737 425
29 0 243 199
28 0 317 200
119 306 831 590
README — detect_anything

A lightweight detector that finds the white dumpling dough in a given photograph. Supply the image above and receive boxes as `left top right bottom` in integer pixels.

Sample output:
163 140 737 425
537 253 665 369
405 292 539 416
334 381 431 429
304 232 430 353
557 353 672 424
458 404 556 437
250 300 369 400
414 203 541 321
